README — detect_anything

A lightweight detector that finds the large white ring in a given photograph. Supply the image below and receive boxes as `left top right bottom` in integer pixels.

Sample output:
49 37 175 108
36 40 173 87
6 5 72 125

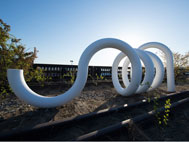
121 50 165 93
112 49 155 95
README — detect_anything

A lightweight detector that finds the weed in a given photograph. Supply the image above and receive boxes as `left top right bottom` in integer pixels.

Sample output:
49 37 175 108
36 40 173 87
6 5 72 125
146 90 171 127
62 71 76 85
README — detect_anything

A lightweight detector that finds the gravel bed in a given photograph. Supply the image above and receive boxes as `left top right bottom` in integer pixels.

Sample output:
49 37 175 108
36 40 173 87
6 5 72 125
0 82 188 133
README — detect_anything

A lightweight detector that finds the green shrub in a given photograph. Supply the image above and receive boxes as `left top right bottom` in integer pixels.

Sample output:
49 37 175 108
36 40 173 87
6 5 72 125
0 19 45 98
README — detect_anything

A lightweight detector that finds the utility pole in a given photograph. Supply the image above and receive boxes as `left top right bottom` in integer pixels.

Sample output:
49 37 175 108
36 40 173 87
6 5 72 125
70 60 73 65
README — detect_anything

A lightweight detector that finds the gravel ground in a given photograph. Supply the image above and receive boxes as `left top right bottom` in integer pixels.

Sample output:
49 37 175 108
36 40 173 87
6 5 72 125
0 82 189 133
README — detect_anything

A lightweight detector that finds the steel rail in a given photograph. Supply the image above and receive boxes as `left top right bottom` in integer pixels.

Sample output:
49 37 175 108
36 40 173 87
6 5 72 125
76 97 189 141
0 91 188 140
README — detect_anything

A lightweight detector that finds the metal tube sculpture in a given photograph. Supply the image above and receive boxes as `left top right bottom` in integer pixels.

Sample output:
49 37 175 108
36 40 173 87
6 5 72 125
7 38 175 108
112 49 165 95
112 49 155 95
138 42 175 92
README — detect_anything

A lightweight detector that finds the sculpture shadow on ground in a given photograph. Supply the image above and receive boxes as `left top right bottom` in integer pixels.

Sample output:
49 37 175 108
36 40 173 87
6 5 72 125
0 108 58 133
93 88 169 112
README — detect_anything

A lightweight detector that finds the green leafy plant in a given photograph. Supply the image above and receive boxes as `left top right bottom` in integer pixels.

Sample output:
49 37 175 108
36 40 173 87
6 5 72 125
26 67 48 87
152 97 171 126
0 19 46 98
146 90 171 127
158 99 171 125
94 73 104 86
87 73 104 86
96 73 104 80
88 74 97 85
70 71 76 85
62 71 76 85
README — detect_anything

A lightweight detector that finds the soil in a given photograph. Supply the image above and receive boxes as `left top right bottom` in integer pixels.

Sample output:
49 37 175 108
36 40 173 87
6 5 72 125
0 82 189 139
141 102 189 141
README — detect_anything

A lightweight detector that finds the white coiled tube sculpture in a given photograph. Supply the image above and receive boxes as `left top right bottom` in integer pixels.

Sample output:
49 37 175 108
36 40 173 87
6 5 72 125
7 38 175 108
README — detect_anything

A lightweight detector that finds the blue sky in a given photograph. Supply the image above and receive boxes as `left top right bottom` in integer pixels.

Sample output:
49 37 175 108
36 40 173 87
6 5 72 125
1 0 189 66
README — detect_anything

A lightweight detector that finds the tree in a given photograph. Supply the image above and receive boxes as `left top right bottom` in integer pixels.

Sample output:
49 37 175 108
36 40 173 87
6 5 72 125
159 50 189 82
0 19 45 98
173 52 189 67
173 52 189 82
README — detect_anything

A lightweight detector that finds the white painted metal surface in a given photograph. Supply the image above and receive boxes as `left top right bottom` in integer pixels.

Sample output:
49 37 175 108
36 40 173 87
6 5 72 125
7 38 175 108
139 42 175 92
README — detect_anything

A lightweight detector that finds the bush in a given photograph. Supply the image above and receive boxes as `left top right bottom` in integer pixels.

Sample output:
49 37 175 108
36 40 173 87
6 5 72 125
0 19 45 98
173 52 189 83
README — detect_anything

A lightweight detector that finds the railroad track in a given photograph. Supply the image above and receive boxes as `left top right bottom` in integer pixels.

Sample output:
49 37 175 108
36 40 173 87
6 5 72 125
0 91 188 141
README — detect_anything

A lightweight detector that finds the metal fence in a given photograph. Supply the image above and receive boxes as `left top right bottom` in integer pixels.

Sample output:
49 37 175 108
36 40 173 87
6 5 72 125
33 63 189 83
33 63 130 82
